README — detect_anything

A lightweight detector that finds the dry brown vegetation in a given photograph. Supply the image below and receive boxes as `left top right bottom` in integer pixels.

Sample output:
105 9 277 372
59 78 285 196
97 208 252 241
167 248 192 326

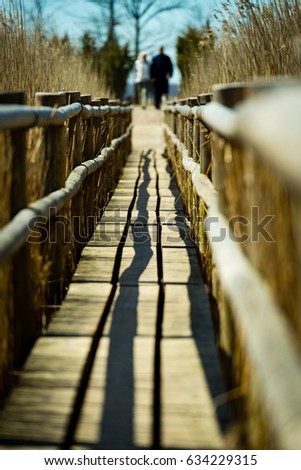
182 0 301 96
0 1 107 104
0 1 109 398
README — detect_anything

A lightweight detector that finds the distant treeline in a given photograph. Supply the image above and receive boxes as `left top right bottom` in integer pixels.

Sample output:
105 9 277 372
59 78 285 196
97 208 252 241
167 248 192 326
177 0 301 96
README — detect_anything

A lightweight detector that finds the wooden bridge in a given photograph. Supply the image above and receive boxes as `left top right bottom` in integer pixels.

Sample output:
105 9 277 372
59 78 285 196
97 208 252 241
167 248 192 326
0 99 230 450
1 80 301 450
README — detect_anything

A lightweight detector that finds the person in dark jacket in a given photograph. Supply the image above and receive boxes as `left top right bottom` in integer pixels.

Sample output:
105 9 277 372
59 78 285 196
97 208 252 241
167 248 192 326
150 46 173 109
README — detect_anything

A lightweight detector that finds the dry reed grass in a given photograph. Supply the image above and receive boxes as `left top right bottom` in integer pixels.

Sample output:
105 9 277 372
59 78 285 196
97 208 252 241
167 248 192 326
177 1 301 448
165 1 301 449
0 1 109 397
0 1 107 103
182 0 301 96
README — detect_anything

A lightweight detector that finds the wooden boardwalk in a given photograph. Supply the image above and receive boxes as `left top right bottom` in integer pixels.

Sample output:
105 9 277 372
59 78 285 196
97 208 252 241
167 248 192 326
0 107 231 450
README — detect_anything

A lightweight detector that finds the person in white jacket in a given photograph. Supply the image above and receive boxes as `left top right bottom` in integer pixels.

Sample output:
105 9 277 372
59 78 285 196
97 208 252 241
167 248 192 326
134 51 150 109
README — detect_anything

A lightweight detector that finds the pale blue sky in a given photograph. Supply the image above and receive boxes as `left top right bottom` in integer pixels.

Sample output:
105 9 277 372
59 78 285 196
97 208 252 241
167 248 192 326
16 0 224 84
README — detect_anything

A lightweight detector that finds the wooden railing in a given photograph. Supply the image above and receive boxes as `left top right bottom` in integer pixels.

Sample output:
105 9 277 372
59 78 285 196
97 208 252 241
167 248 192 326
163 79 301 449
0 91 132 399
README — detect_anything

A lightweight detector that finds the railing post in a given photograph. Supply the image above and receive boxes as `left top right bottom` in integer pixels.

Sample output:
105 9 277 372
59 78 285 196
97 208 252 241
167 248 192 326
166 100 176 169
210 82 247 245
0 92 36 382
35 92 68 320
99 97 110 150
186 97 196 159
80 94 94 239
185 97 197 219
108 99 120 188
98 98 111 212
64 91 82 276
109 99 120 140
188 97 199 164
91 98 101 155
91 98 102 227
198 93 212 177
65 91 82 173
176 99 186 198
81 94 94 160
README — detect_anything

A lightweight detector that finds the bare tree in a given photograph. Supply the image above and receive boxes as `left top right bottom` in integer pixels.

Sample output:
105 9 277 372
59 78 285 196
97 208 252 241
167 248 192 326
86 0 117 41
122 0 186 58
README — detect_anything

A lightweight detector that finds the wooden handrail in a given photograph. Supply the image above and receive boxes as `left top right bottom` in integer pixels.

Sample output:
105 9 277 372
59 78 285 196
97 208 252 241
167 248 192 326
164 85 301 189
0 91 133 392
0 103 132 129
0 123 132 265
163 81 301 449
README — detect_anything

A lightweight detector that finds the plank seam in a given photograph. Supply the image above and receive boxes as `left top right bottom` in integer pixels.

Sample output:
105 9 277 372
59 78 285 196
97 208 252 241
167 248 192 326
153 150 165 450
61 151 144 449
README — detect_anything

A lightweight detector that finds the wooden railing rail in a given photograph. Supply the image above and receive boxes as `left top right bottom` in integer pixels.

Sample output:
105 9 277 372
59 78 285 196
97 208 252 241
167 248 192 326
0 124 132 264
163 79 301 449
0 102 130 129
0 91 132 398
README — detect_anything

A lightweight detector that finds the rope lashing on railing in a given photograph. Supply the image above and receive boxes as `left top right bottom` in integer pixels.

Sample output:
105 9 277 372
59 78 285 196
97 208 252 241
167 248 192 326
0 123 133 264
0 103 133 129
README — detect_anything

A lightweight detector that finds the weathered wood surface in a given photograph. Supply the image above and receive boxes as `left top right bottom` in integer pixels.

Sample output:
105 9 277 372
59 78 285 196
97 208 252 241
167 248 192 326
163 84 301 449
0 107 230 450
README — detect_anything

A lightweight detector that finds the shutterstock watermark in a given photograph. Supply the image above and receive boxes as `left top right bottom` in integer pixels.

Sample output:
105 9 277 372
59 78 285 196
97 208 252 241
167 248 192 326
26 206 275 245
205 206 275 243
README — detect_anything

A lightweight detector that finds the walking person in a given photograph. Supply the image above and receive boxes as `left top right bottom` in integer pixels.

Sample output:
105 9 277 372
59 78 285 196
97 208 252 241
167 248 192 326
150 46 173 109
134 51 150 109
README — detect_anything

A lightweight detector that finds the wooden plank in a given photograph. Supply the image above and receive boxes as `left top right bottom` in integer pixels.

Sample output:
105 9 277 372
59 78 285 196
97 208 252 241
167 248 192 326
160 211 185 224
106 196 157 212
0 337 92 447
117 171 138 181
125 224 158 247
159 188 181 198
158 179 179 190
162 247 203 284
160 196 183 211
132 337 156 448
161 338 225 449
46 283 112 336
111 188 137 195
129 210 157 225
109 285 159 337
137 187 157 196
73 285 159 449
119 246 157 284
135 195 157 211
98 210 129 224
0 107 231 452
113 180 138 188
89 224 124 247
163 284 213 338
163 284 232 426
161 213 187 226
161 224 194 247
139 167 158 181
73 246 118 282
72 338 110 449
99 209 157 225
106 195 135 208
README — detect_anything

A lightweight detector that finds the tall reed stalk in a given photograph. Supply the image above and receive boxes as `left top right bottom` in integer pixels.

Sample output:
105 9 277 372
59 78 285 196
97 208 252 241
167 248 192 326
0 0 107 103
181 0 301 96
0 1 109 397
